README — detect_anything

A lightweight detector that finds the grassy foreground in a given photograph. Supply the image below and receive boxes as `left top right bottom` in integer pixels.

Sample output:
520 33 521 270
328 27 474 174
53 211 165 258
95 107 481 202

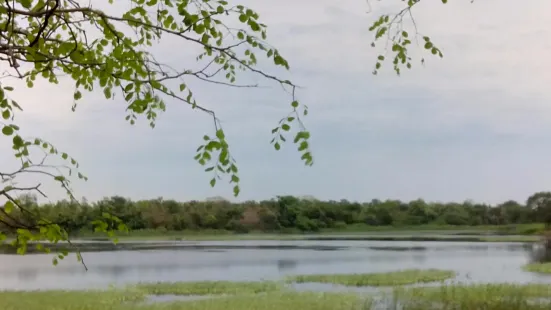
3 281 551 310
133 281 283 295
147 292 368 310
290 269 456 286
393 283 551 309
0 289 145 310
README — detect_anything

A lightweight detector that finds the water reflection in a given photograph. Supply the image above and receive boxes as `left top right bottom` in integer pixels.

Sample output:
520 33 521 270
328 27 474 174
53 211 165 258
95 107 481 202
277 259 298 272
17 269 38 281
529 243 551 263
411 253 427 264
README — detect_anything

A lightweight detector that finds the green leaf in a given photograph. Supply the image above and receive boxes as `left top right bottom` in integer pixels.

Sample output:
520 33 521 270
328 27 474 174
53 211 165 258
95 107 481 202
21 0 32 9
249 21 260 31
215 129 225 140
291 101 299 108
103 87 112 99
216 5 224 13
17 246 26 255
52 257 58 266
4 201 14 214
298 141 309 151
12 135 23 146
210 178 216 187
239 14 248 23
195 24 205 34
281 124 290 131
274 142 280 150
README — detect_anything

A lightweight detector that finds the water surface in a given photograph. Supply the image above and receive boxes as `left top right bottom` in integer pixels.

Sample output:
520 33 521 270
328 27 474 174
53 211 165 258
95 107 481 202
0 240 549 291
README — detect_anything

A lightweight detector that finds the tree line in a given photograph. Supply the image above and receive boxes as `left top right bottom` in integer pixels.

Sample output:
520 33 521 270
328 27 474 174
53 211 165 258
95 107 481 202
2 192 551 235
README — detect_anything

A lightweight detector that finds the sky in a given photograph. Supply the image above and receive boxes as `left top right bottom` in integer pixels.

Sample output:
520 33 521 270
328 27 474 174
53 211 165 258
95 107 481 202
2 0 551 205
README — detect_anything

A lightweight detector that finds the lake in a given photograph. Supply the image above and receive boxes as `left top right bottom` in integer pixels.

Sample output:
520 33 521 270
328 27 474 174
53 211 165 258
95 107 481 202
1 240 550 291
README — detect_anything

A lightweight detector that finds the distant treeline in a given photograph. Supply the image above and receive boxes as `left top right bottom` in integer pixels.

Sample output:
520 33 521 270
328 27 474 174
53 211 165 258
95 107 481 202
3 192 551 234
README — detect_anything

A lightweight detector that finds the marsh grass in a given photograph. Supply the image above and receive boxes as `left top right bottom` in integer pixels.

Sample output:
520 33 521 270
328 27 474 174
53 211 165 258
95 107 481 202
393 283 551 310
133 280 284 296
289 269 456 286
3 283 551 310
0 290 367 310
137 291 370 310
0 289 145 310
523 262 551 274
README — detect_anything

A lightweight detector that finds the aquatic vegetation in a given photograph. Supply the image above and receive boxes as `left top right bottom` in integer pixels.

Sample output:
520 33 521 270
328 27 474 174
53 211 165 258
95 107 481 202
0 289 145 310
2 283 551 310
133 280 284 296
394 283 551 310
523 262 551 274
138 292 368 310
289 269 456 286
0 290 367 310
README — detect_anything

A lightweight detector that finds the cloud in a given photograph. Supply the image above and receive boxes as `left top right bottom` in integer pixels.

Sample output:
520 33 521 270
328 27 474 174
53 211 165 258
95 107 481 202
1 0 551 204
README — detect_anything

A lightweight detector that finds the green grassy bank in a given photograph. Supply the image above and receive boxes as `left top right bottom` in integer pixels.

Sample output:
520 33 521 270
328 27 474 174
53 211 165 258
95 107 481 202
3 275 551 310
289 269 456 286
72 223 546 242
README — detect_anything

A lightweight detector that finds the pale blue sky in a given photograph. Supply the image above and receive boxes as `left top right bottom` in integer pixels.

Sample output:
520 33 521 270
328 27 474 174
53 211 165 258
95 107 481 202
2 0 551 204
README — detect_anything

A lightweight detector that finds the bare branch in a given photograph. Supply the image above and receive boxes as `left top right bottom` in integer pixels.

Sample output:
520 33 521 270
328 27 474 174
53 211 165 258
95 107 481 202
29 0 60 47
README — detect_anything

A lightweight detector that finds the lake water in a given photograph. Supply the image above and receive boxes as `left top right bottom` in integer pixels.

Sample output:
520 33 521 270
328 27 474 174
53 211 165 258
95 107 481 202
1 240 551 291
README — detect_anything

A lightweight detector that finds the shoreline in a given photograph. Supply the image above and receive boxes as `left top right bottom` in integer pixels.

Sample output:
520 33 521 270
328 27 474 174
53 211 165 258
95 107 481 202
0 233 540 255
71 223 546 242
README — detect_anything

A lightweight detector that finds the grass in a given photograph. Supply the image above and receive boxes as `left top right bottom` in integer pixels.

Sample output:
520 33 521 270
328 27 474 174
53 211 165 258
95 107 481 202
289 269 456 286
320 223 546 235
0 290 367 310
138 292 369 310
393 283 551 310
133 280 283 296
72 223 546 242
71 232 542 243
0 289 145 310
306 235 539 243
2 282 551 310
523 262 551 274
481 235 539 242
